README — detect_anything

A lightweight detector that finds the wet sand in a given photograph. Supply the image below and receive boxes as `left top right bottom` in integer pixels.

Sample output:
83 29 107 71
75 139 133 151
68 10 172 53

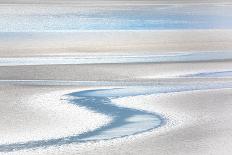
1 1 232 155
1 56 232 155
1 30 232 57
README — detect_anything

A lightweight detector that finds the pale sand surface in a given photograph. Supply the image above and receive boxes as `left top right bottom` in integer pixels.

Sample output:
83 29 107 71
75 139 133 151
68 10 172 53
1 30 232 57
2 87 232 155
0 85 111 144
0 59 232 155
1 32 232 154
1 31 232 154
0 0 231 5
79 89 232 155
0 61 231 81
1 1 232 153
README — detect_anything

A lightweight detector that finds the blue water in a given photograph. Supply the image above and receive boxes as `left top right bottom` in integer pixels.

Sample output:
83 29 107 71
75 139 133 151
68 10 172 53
1 4 232 31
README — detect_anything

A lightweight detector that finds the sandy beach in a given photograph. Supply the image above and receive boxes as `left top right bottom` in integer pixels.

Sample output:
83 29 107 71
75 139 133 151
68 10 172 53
1 1 232 155
1 79 232 155
1 52 232 155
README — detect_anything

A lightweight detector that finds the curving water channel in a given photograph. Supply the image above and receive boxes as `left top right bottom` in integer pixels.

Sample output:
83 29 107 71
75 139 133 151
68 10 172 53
1 82 232 152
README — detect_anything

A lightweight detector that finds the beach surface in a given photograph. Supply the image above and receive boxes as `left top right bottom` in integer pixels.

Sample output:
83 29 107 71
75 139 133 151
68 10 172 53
1 1 232 155
1 51 232 155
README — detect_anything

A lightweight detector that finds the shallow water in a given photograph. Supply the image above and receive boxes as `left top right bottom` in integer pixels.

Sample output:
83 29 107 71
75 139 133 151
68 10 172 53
183 70 232 78
0 4 232 32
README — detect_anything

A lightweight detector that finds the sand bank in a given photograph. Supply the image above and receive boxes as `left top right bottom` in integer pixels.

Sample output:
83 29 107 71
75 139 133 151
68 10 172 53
1 30 232 57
